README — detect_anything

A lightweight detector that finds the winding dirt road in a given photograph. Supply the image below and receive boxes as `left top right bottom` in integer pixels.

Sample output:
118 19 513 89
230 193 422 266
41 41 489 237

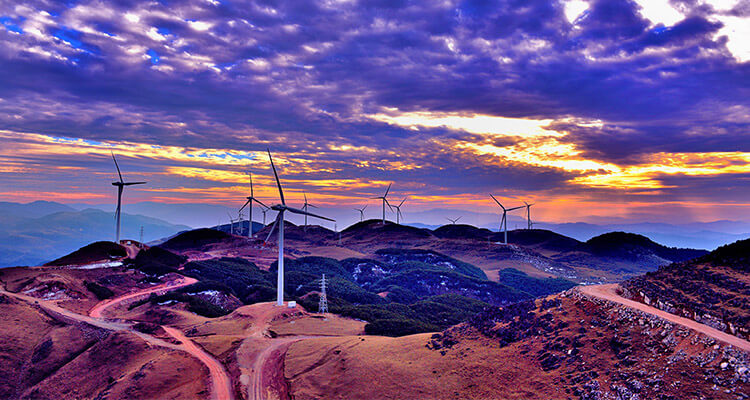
234 303 310 400
580 284 750 352
163 326 234 400
89 276 198 318
2 276 234 400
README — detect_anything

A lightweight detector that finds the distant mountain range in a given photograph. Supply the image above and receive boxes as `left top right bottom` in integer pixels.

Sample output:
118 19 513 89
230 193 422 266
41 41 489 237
1 200 747 268
0 202 189 267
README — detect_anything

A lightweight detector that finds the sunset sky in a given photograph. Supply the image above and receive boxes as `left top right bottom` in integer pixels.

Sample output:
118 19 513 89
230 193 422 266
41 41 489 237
0 0 748 225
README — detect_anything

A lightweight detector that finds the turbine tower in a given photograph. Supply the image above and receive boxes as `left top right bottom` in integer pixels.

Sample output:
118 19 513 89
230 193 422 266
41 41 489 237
301 193 318 231
490 194 524 245
391 198 406 224
523 201 535 230
318 274 328 314
354 204 367 222
226 212 235 235
239 172 268 238
264 150 334 306
111 152 146 243
260 205 270 225
446 216 462 225
371 183 392 224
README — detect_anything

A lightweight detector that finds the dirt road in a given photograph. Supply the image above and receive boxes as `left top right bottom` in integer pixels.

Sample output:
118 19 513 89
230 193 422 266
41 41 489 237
89 276 198 318
234 303 308 400
3 277 235 400
163 326 234 400
580 284 750 352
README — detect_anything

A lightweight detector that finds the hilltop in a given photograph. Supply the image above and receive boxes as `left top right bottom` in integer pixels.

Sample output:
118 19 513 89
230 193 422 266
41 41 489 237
268 220 707 283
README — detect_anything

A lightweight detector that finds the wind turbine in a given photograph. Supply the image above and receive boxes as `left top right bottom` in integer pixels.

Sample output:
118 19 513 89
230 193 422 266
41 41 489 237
111 152 146 243
226 212 235 235
238 172 268 238
490 194 524 245
264 150 334 306
523 201 535 230
260 204 270 225
354 204 367 222
446 216 462 225
371 183 392 224
301 193 318 231
391 198 406 224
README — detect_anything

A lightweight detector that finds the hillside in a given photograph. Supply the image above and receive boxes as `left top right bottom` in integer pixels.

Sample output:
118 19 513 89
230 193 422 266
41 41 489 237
623 238 750 340
285 291 749 399
0 207 189 268
0 226 746 400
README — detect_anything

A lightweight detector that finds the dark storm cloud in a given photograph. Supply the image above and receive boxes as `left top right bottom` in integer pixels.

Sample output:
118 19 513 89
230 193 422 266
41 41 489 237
0 0 747 197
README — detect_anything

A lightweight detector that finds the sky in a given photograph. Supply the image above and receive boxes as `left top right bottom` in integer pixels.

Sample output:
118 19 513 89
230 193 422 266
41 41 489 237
0 0 748 226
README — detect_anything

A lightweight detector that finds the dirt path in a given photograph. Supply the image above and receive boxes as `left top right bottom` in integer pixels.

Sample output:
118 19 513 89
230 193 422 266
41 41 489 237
87 276 234 400
234 303 309 400
3 277 235 399
89 276 198 318
580 284 750 352
163 326 234 400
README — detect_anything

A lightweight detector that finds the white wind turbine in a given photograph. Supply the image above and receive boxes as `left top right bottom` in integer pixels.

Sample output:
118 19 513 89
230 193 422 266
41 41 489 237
264 150 334 306
110 152 146 243
523 201 535 230
260 204 270 225
354 204 367 222
490 194 524 245
391 198 406 224
226 212 236 235
301 192 318 231
238 172 269 238
371 183 392 224
446 216 462 225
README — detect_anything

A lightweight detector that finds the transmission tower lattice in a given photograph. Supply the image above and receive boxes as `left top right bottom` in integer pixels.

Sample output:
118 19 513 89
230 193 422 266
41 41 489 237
318 274 328 314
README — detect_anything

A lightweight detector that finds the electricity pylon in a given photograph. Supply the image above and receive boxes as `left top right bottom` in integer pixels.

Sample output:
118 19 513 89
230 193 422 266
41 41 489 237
318 274 328 314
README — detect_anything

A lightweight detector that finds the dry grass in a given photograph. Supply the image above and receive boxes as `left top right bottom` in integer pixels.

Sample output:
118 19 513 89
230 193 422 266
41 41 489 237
285 333 569 400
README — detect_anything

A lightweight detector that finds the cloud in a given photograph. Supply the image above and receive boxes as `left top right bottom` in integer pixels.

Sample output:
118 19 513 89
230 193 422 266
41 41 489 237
0 0 747 223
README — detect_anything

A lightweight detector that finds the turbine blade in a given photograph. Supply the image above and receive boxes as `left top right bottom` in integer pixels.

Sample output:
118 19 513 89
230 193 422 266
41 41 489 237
383 183 391 197
308 204 318 208
253 198 269 209
398 198 406 207
265 213 282 243
490 194 503 208
456 216 461 222
111 151 124 183
507 205 525 211
239 199 252 212
285 206 335 222
362 204 367 211
249 172 254 198
267 149 285 205
123 181 147 186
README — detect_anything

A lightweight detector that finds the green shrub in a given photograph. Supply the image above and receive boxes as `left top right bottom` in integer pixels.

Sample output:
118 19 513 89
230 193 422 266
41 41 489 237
497 268 576 297
181 257 274 303
271 256 353 281
83 280 114 300
130 247 185 276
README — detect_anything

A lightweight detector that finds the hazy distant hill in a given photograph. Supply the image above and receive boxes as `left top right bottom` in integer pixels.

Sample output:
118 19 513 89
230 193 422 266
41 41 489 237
0 200 75 218
0 202 189 267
